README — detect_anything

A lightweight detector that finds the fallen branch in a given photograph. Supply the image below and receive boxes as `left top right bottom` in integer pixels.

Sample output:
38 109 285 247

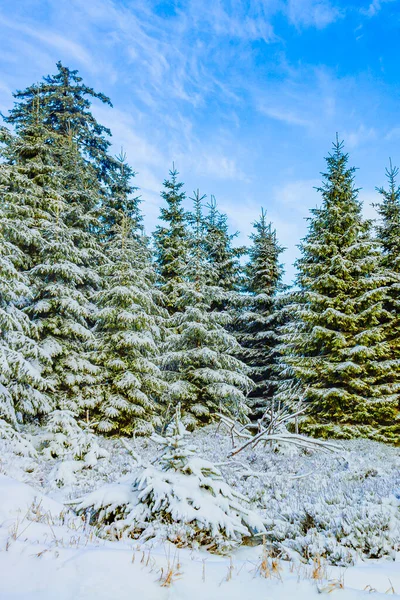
228 432 342 457
217 413 342 457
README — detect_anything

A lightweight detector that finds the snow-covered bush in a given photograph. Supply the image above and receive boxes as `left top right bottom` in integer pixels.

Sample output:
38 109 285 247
265 496 400 565
71 414 266 552
0 419 37 457
190 429 400 566
42 410 108 486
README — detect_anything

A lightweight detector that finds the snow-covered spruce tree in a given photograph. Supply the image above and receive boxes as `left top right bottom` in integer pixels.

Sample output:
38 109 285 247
376 161 400 265
0 126 54 425
0 225 51 426
92 153 166 435
237 209 286 420
71 408 265 552
27 139 104 414
204 195 246 303
278 139 398 442
157 188 252 427
1 100 103 417
6 63 117 242
5 65 120 418
6 61 114 185
42 410 108 486
374 161 400 419
153 166 190 314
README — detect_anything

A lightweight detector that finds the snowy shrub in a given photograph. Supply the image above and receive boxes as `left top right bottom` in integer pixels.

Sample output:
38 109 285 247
71 414 265 552
0 419 37 457
189 429 400 566
265 497 400 566
249 462 400 564
42 410 108 486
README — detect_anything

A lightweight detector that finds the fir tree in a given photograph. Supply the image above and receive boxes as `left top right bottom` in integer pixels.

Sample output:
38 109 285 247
0 125 54 424
5 62 114 183
0 231 51 425
278 139 398 442
159 190 252 428
204 196 245 295
98 151 143 240
238 209 285 420
42 409 108 486
1 108 102 417
375 161 400 359
376 161 400 263
0 131 51 425
153 166 189 313
92 153 166 435
73 407 265 552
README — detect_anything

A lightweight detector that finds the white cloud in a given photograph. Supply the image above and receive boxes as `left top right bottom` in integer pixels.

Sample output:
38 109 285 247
362 0 396 17
258 105 313 127
0 14 93 70
179 151 250 182
286 0 342 29
196 0 278 42
254 65 343 135
341 125 377 149
71 0 226 108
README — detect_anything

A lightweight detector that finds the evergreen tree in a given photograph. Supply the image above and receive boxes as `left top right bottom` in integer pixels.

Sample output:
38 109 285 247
92 153 166 435
5 61 114 183
42 409 108 486
73 407 265 552
238 209 285 420
159 189 252 428
376 161 400 262
153 166 189 313
5 63 116 246
204 196 245 295
1 108 102 417
0 129 51 425
278 139 398 442
0 125 55 425
2 65 121 421
375 161 400 364
98 151 143 240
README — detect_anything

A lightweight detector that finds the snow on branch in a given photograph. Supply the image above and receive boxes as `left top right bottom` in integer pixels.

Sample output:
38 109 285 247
68 407 266 553
217 414 342 457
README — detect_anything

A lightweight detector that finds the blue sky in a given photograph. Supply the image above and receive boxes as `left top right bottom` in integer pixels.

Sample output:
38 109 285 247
1 0 399 282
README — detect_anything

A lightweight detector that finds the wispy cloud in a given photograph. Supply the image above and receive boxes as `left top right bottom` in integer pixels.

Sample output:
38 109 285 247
0 0 397 283
254 64 341 135
0 14 93 70
258 105 313 127
341 124 377 148
190 0 278 42
183 152 250 182
362 0 396 17
286 0 342 29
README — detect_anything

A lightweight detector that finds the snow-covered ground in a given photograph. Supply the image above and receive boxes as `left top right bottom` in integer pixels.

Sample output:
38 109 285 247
1 426 400 599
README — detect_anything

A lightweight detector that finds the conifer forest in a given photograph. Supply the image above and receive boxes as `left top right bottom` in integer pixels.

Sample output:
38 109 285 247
2 62 400 600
